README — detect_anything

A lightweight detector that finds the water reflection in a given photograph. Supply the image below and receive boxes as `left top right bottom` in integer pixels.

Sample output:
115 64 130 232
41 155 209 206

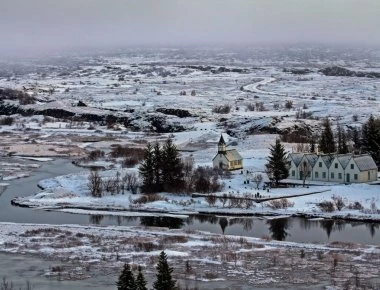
140 216 185 229
319 219 345 239
366 223 379 237
86 213 379 245
267 218 290 241
89 215 104 225
219 217 228 234
229 218 254 231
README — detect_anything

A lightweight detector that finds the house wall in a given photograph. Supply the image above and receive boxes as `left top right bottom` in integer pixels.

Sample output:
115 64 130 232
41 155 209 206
329 158 345 183
228 159 243 171
313 157 330 182
344 159 361 183
213 154 229 170
299 156 313 181
288 158 301 180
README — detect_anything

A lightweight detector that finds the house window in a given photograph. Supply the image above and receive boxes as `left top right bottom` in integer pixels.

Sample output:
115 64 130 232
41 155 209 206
292 170 295 177
319 162 322 167
331 172 334 179
334 163 338 169
338 173 342 179
315 172 319 178
230 162 233 167
354 174 358 180
322 172 326 178
351 164 354 170
307 171 311 177
368 172 371 180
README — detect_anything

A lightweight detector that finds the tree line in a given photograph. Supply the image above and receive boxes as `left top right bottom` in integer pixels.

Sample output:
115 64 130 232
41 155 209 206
309 115 380 163
139 138 224 194
117 251 176 290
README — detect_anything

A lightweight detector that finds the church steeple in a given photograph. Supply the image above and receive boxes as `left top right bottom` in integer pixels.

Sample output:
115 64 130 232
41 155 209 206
218 135 227 154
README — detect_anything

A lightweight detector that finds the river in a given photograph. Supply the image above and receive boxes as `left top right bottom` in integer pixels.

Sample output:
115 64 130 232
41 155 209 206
0 157 379 245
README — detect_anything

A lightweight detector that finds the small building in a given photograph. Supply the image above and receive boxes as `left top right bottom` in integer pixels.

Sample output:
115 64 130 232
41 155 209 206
287 152 378 183
212 135 243 171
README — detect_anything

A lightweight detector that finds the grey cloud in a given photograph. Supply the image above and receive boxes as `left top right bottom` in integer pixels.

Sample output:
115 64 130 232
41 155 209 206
0 0 379 56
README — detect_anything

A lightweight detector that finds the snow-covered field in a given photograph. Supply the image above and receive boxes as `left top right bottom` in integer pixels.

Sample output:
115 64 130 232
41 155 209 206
0 222 379 289
1 47 380 288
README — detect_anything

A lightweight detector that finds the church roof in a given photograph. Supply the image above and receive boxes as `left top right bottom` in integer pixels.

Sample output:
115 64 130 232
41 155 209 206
224 149 243 161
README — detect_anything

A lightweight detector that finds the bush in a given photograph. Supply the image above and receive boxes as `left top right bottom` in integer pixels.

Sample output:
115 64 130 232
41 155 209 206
332 195 345 211
0 116 14 126
267 198 295 209
246 103 255 111
212 104 231 114
318 201 335 212
110 145 145 160
132 194 163 204
348 201 363 210
285 100 293 109
122 156 139 168
87 150 105 161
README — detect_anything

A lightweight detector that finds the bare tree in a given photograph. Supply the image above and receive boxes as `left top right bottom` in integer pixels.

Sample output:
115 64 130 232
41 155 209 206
88 170 103 197
299 161 311 187
252 174 263 189
123 172 139 194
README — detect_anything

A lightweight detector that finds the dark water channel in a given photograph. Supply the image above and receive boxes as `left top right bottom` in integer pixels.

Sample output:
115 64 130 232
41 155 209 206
0 157 379 245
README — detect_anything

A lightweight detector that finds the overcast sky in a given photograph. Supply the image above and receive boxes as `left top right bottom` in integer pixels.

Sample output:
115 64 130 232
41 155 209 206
0 0 379 56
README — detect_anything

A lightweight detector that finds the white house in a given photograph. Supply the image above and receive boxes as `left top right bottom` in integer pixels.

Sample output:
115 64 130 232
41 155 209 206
287 153 378 183
212 135 243 171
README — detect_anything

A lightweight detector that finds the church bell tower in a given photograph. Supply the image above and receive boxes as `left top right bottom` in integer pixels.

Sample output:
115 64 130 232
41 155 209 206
218 135 227 154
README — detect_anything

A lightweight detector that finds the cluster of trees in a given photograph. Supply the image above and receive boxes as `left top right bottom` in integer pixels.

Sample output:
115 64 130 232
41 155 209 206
117 251 176 290
306 115 380 164
139 139 225 194
139 139 184 193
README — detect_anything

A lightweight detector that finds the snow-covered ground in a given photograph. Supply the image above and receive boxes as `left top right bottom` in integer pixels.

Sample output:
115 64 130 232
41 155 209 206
0 221 379 289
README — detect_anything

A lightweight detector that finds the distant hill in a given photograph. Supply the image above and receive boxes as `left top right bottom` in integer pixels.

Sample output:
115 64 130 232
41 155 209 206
320 66 380 78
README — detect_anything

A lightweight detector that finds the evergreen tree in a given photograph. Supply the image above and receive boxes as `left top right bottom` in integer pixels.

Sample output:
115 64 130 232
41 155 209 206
139 143 155 193
337 123 349 154
265 139 289 187
319 118 335 153
352 127 361 152
161 138 184 192
309 136 316 153
361 115 380 163
153 251 176 290
136 266 148 290
152 142 163 192
117 264 136 290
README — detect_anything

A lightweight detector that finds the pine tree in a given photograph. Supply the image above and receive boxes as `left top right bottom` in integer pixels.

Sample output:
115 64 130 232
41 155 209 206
152 142 163 192
265 139 289 187
337 123 349 154
153 251 176 290
117 264 136 290
136 266 148 290
309 136 316 153
139 143 155 193
319 118 335 153
161 138 184 192
361 115 380 163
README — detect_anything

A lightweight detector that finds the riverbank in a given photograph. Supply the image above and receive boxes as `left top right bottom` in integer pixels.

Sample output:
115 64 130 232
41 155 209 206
10 168 380 223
